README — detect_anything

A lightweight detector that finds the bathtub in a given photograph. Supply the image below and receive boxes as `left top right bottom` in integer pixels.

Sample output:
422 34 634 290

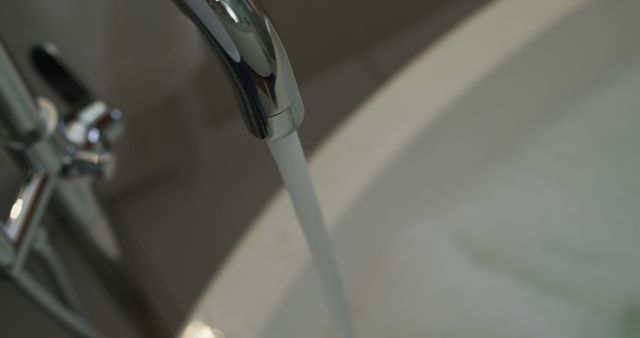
182 0 640 337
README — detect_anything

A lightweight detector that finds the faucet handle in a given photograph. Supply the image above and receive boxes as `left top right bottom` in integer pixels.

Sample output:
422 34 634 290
64 101 124 149
61 101 122 179
30 44 92 113
30 44 124 179
30 43 124 148
69 150 116 179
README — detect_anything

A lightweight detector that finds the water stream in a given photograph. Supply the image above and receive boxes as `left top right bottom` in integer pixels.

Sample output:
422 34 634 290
267 132 354 338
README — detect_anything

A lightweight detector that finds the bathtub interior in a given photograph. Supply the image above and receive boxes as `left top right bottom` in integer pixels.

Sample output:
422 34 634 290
260 1 640 337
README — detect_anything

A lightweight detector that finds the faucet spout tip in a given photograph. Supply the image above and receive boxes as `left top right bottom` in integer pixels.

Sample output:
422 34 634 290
174 0 304 140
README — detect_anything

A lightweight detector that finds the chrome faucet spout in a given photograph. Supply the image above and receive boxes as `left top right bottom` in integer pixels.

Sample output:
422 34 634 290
173 0 304 140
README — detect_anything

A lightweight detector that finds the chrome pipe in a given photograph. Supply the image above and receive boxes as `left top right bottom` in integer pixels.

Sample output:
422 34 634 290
0 39 46 145
4 172 52 243
0 224 13 267
3 172 57 272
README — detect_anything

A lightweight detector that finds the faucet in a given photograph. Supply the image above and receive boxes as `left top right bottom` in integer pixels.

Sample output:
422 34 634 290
173 0 304 140
0 1 301 336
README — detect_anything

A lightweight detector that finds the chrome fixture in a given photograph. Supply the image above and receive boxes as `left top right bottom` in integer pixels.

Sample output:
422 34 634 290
0 38 124 338
173 0 304 140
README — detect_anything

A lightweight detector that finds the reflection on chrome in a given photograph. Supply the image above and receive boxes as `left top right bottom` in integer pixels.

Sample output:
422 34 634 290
217 0 240 23
9 198 23 220
181 320 225 338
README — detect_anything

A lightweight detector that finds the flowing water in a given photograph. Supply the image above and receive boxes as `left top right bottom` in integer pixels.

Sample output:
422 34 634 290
267 132 354 338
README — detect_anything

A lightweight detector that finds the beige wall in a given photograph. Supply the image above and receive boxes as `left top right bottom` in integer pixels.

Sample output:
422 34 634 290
269 0 452 79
